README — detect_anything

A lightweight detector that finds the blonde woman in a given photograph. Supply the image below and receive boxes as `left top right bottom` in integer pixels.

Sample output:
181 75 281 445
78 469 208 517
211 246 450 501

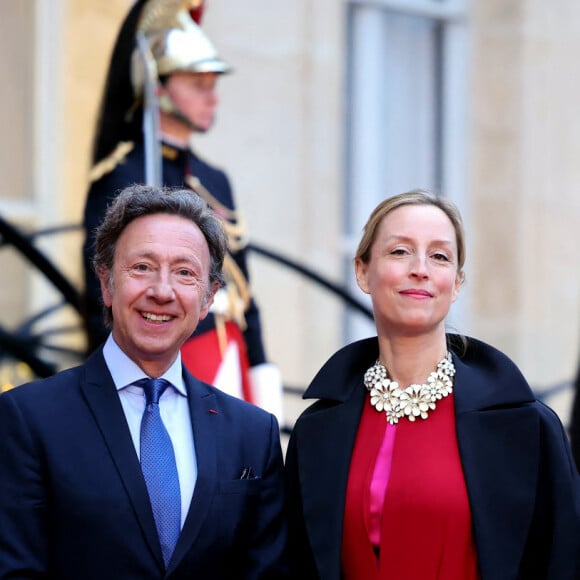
286 190 580 580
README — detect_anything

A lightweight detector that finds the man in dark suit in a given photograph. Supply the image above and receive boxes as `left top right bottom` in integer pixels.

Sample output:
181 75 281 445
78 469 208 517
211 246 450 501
0 184 287 579
82 0 283 421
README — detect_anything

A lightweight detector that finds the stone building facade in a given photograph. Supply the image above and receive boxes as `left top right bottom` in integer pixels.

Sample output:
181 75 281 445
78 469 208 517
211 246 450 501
0 0 578 426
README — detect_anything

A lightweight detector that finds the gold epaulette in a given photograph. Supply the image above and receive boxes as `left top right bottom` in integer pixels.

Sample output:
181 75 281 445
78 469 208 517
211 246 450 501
185 174 249 252
161 143 179 160
88 141 135 183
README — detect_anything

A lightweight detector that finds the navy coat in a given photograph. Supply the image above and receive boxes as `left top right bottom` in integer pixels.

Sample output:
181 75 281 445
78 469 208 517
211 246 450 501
82 140 266 365
570 361 580 471
0 349 287 579
285 336 580 580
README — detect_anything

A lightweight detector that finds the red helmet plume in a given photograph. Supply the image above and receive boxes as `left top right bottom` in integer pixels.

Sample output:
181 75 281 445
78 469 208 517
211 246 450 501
190 0 204 24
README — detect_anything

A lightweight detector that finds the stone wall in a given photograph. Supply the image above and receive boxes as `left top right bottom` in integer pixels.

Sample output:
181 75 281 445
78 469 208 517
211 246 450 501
469 0 580 420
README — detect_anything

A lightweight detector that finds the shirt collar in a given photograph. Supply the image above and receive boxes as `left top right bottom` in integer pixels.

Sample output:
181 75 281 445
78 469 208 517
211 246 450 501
102 334 187 396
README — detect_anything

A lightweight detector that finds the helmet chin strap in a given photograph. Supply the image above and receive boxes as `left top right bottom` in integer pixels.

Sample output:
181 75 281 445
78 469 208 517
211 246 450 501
158 92 205 133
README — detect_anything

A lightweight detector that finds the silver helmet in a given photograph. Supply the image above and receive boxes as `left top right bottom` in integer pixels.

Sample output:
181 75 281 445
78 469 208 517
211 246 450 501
131 0 230 97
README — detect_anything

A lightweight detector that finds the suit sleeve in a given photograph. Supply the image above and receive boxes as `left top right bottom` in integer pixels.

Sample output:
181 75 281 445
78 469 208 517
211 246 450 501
0 392 49 578
241 414 288 579
284 426 319 579
570 365 580 471
524 401 580 579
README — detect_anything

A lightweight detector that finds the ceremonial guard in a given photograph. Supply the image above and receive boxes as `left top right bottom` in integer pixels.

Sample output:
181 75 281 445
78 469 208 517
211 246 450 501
82 0 283 420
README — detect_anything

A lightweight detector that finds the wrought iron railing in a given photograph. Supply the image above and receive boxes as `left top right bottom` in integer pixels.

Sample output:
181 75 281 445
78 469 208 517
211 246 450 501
0 215 575 433
0 217 374 433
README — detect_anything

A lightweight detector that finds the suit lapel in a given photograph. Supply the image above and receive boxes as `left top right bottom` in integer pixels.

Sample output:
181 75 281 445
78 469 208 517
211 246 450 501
169 374 218 571
298 384 365 579
453 354 539 580
79 352 163 568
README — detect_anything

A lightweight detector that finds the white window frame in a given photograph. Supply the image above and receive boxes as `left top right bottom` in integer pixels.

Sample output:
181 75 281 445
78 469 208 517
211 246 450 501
344 0 471 339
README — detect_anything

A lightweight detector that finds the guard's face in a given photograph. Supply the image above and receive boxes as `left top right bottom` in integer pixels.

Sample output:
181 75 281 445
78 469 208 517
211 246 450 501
100 213 216 375
162 71 219 132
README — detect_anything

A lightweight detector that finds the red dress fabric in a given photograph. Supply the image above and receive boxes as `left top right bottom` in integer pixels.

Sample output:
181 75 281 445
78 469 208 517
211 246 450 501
341 392 479 579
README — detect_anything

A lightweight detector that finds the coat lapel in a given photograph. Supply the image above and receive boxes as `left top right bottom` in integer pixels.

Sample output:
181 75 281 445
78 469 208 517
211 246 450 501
168 373 218 572
296 336 542 580
295 337 377 578
298 381 366 578
453 350 539 580
79 351 163 568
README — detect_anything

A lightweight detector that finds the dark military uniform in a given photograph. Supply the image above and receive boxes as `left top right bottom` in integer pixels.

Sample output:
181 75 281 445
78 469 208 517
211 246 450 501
82 139 266 373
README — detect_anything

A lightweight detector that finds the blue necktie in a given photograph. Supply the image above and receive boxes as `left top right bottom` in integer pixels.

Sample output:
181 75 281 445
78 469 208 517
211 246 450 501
138 378 181 568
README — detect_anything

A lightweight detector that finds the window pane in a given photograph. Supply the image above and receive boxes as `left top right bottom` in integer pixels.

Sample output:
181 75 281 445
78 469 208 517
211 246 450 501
345 7 443 341
347 8 441 239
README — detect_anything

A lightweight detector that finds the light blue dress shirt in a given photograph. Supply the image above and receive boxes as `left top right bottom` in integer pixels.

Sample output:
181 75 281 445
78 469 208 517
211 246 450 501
103 334 197 528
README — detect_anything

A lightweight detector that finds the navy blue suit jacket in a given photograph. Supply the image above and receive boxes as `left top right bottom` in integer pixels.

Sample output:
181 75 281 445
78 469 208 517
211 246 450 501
285 336 580 580
0 349 287 579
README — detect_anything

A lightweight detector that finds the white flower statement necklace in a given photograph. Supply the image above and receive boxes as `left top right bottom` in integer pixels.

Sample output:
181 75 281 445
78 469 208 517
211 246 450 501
363 353 455 425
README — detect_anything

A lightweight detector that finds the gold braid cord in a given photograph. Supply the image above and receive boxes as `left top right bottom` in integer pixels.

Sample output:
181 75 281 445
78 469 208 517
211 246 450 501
88 141 135 183
223 254 252 328
211 253 252 357
185 174 252 333
137 0 202 34
186 174 249 252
